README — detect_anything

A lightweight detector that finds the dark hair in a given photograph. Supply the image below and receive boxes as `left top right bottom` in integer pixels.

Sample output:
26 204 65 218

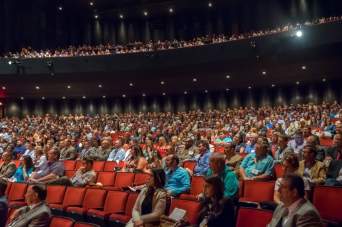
284 174 305 198
304 144 317 155
198 140 210 150
132 145 144 158
171 155 180 165
284 153 299 169
151 168 166 189
0 180 7 196
84 158 94 166
23 155 34 171
31 185 47 201
204 176 224 200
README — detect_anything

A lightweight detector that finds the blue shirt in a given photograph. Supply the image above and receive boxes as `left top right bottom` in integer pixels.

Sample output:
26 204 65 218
165 167 190 196
245 144 256 153
12 166 33 182
13 145 26 156
215 137 232 143
107 148 126 161
193 151 211 176
241 153 274 178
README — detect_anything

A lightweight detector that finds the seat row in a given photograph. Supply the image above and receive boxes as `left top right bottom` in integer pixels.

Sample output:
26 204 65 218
50 216 99 227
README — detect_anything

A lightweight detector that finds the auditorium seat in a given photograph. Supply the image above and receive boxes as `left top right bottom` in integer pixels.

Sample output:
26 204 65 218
87 191 129 219
320 138 333 147
66 188 107 215
73 222 100 227
96 172 116 188
50 187 86 211
109 193 139 223
109 172 134 190
7 182 28 208
46 185 66 205
274 163 284 178
169 199 201 225
236 207 273 227
65 170 76 178
5 182 12 196
313 185 342 224
92 161 105 172
239 180 244 198
133 173 151 186
75 160 83 170
64 160 76 171
182 160 196 172
239 180 275 203
103 161 116 172
49 216 74 227
180 176 205 200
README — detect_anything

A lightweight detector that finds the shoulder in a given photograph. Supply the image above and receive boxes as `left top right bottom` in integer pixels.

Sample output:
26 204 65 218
296 200 320 217
155 188 168 198
314 161 325 169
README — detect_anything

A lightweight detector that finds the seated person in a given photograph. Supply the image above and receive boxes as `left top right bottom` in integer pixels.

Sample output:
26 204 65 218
0 151 17 180
0 180 7 227
214 131 232 144
325 133 342 161
298 145 326 188
164 154 190 196
274 134 294 164
240 137 274 180
7 185 51 227
206 153 239 200
223 143 242 174
244 133 258 153
33 146 47 171
10 155 34 183
29 148 64 184
126 169 168 227
325 160 342 186
107 139 126 161
192 140 211 176
197 176 235 227
288 130 305 160
267 174 323 227
123 145 150 174
59 139 77 160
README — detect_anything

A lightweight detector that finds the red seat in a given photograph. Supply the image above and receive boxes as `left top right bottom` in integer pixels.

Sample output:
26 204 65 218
180 176 205 200
239 180 275 203
239 180 244 198
46 185 66 205
182 160 196 172
169 199 201 225
320 138 333 147
63 160 76 171
49 216 74 227
73 222 100 227
75 160 83 170
109 193 139 223
313 186 342 223
133 173 151 186
8 182 28 208
96 172 116 187
65 170 76 178
274 164 284 178
5 182 12 196
236 207 273 227
113 172 135 189
88 191 129 219
50 187 86 211
93 161 105 172
103 161 116 172
66 188 107 215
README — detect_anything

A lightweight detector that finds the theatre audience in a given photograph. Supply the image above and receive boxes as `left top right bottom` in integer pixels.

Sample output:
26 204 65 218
244 133 258 153
93 139 112 161
11 156 34 183
192 140 211 176
107 139 126 161
124 145 149 173
274 134 294 164
0 180 7 227
59 139 77 160
0 151 17 180
164 155 190 196
224 143 243 174
127 169 168 227
7 185 51 227
267 174 323 227
33 146 47 170
288 130 305 160
325 133 342 161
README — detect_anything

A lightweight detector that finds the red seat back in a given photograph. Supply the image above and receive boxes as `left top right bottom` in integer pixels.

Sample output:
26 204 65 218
274 164 284 178
170 199 201 225
46 185 66 205
133 173 151 186
8 182 28 201
62 187 86 209
103 191 129 214
313 186 342 222
75 160 83 170
124 193 139 215
63 160 76 171
114 172 135 188
182 160 196 172
82 188 107 210
190 176 205 195
103 161 116 172
74 222 100 227
93 161 105 172
65 170 76 178
5 182 12 196
236 207 273 227
242 180 275 202
49 216 74 227
96 172 116 186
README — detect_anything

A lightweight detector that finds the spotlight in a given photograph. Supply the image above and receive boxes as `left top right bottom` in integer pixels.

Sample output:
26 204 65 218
119 14 124 19
262 71 267 75
98 84 102 88
122 94 126 98
129 83 134 87
322 78 326 82
35 86 40 90
143 11 148 16
162 92 166 96
62 96 66 99
2 86 6 90
58 6 63 11
67 85 71 89
248 86 252 89
296 30 303 37
94 14 99 19
41 96 45 100
102 95 106 98
169 8 173 13
226 75 230 79
89 2 94 6
184 91 188 95
208 2 212 7
142 93 146 97
226 88 230 91
296 81 300 85
204 90 208 93
301 65 306 70
20 97 24 100
193 78 197 82
160 81 165 85
8 60 12 65
82 96 86 99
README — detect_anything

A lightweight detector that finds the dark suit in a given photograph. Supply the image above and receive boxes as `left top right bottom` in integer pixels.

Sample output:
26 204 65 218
7 202 51 227
0 196 8 227
267 199 323 227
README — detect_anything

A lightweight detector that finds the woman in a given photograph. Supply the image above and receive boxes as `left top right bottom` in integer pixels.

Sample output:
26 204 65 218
127 168 168 227
142 138 161 169
11 155 34 182
124 145 150 173
197 176 235 227
224 143 242 175
155 137 170 158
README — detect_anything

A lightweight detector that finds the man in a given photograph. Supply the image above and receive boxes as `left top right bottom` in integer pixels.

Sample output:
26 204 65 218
22 143 35 160
178 137 198 162
0 180 7 227
325 133 342 161
164 154 190 196
107 139 126 162
29 148 64 184
192 140 211 176
59 139 77 160
93 139 112 161
274 134 294 164
206 153 239 199
0 151 17 180
223 143 242 174
240 137 274 180
7 185 51 227
12 140 26 157
267 174 323 227
79 140 97 160
245 132 258 153
288 130 305 160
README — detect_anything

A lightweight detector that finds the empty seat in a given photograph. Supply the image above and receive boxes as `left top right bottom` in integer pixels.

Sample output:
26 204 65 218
109 193 139 223
182 160 196 172
8 182 28 208
113 172 135 189
133 173 151 186
65 170 76 179
92 161 105 172
236 207 273 227
103 161 116 172
88 191 129 219
49 216 74 227
96 172 116 187
169 199 201 225
66 188 107 215
239 180 275 203
74 222 100 227
50 187 86 211
46 185 66 205
313 186 342 223
63 160 76 171
180 176 205 200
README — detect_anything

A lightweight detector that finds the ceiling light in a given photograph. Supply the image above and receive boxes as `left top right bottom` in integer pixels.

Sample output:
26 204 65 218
142 93 146 97
262 71 267 75
301 65 306 70
248 86 252 89
169 8 173 13
67 85 71 89
102 95 106 98
184 91 188 95
8 61 12 65
162 92 166 96
160 81 165 85
143 11 148 16
82 96 86 99
41 96 45 100
296 30 303 37
204 90 208 93
226 88 230 91
0 102 2 106
322 78 326 82
1 86 6 90
129 82 134 87
119 14 124 19
208 2 212 7
98 84 102 88
89 2 94 6
62 96 66 99
226 75 230 79
122 94 126 98
58 6 63 11
296 81 300 85
35 86 40 90
94 14 99 19
271 84 276 87
193 78 197 82
20 97 24 100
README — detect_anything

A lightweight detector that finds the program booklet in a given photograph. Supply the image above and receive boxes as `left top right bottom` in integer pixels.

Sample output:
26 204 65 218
168 208 187 221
